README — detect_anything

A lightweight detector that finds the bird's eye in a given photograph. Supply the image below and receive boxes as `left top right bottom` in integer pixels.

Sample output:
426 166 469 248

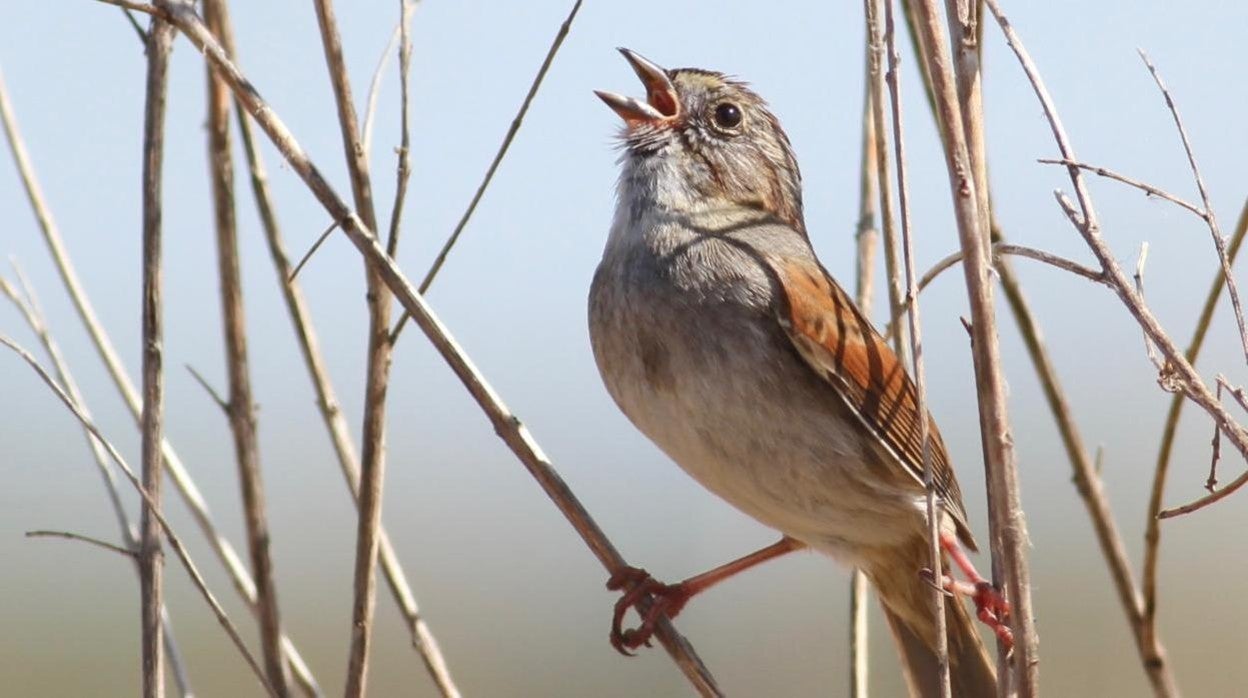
711 102 743 132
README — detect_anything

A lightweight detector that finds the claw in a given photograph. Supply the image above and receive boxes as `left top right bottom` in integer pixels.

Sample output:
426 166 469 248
606 566 692 656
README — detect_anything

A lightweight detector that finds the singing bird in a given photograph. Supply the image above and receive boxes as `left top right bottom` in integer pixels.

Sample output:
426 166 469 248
588 49 1009 697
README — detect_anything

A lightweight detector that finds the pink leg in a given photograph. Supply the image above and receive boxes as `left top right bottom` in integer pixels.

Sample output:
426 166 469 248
939 531 1014 650
606 537 805 655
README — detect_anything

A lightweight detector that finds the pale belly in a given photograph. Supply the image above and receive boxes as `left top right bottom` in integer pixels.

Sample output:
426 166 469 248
589 267 925 560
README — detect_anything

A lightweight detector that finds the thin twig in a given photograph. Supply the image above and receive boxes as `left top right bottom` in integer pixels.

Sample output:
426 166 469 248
882 241 1105 340
214 0 458 689
154 6 721 691
204 4 290 691
26 530 137 559
986 0 1248 562
1139 50 1248 367
186 364 229 412
288 221 339 282
849 35 878 698
0 37 323 698
390 0 584 342
880 0 950 693
2 269 195 698
1 336 277 697
138 17 174 696
867 0 906 358
121 7 148 42
385 0 416 258
994 241 1179 696
1132 243 1166 374
910 1 1038 689
1143 196 1248 688
309 1 395 693
1036 158 1204 218
360 8 404 159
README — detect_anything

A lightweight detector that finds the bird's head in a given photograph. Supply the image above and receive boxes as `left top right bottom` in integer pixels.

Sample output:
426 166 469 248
596 49 805 234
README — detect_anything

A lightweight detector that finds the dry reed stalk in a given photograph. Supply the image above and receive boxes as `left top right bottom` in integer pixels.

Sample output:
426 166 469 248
137 4 722 691
985 0 1248 508
308 1 393 694
207 0 457 689
907 1 1038 692
849 39 879 698
0 336 278 697
879 0 950 692
0 22 323 697
0 272 195 697
138 16 174 697
203 2 290 693
1144 199 1248 691
390 0 584 340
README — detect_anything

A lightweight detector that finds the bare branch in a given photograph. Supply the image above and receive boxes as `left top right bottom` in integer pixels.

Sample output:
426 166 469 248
155 5 721 690
213 0 458 687
186 364 229 412
308 0 398 693
204 3 290 692
26 530 137 559
3 266 196 697
1 335 277 697
1139 50 1248 366
390 0 585 342
909 0 1038 687
287 221 339 282
138 17 174 696
0 31 323 698
1037 158 1204 218
879 0 949 692
1143 196 1248 694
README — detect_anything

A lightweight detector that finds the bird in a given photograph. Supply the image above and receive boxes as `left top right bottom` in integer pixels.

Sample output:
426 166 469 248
588 49 1009 697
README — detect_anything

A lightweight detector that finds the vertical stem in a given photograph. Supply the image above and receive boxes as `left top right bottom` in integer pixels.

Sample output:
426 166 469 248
139 15 174 698
1143 198 1248 694
850 41 879 698
203 1 290 694
908 1 1038 693
308 2 391 695
881 0 951 693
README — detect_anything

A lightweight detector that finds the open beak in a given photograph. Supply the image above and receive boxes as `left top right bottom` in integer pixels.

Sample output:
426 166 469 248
594 48 680 127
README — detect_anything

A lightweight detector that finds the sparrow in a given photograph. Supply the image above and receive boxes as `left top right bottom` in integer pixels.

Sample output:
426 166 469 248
588 49 1008 697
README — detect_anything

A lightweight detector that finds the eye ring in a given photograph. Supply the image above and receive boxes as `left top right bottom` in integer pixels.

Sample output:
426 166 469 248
710 102 744 133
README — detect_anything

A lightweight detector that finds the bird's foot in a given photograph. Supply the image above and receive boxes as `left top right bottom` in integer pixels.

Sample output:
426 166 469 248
606 566 692 656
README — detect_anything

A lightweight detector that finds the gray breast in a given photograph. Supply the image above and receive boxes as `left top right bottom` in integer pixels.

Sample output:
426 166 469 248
587 227 922 554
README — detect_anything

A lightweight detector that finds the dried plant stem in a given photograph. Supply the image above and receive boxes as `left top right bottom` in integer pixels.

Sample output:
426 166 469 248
0 336 277 697
993 244 1178 697
866 0 906 358
1144 197 1248 678
0 272 194 698
909 1 1038 690
986 0 1248 518
138 17 174 697
849 39 879 698
390 0 584 341
26 529 137 558
204 2 289 693
211 9 459 695
1036 159 1203 217
0 29 322 698
385 0 416 258
880 0 950 693
1139 51 1248 367
150 6 721 691
309 1 393 694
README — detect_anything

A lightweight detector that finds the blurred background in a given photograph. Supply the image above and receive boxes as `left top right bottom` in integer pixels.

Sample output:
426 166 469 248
3 1 1247 695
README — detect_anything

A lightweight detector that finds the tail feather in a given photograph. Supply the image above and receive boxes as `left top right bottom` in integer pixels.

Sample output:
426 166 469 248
868 538 997 698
